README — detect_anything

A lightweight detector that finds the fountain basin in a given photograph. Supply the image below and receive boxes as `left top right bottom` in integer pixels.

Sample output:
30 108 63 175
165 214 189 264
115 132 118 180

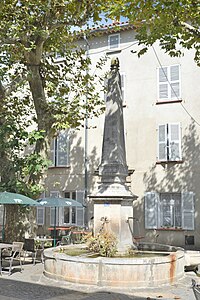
43 245 185 288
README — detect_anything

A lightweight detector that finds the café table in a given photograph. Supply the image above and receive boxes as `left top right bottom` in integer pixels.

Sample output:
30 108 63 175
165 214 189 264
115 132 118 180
0 243 12 275
34 237 53 263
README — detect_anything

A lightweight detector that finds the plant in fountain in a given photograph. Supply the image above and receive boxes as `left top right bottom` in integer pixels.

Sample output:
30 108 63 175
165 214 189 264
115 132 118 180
84 231 117 257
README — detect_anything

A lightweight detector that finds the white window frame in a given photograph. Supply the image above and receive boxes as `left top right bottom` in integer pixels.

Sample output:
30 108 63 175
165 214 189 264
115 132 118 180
157 123 182 162
157 64 181 101
108 33 120 50
49 130 70 167
62 206 85 227
145 192 195 230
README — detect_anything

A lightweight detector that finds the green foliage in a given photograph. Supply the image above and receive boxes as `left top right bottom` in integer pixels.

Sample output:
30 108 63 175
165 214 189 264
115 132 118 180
0 0 110 195
108 0 200 65
84 231 118 257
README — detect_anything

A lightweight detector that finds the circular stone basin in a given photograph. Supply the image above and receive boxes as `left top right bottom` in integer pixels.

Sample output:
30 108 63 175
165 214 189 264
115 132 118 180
43 244 185 288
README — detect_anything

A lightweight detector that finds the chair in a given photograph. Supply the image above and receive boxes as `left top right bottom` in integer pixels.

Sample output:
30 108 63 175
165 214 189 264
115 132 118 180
192 279 200 300
57 232 72 246
2 242 24 275
23 238 39 265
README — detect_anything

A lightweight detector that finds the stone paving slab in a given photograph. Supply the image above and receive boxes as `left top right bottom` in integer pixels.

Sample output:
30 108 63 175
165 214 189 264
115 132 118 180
0 262 198 300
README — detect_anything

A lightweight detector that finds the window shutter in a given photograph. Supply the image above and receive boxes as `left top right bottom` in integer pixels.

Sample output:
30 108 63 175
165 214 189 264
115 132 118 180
76 191 85 205
168 123 181 161
77 207 84 226
182 192 195 230
37 207 44 225
0 205 3 225
158 124 167 161
170 65 180 99
57 130 69 166
158 67 168 99
49 139 56 167
120 73 125 102
145 192 159 229
59 207 64 226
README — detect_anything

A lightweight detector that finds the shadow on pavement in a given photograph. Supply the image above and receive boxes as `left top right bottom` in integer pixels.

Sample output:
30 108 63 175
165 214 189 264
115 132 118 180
0 277 158 300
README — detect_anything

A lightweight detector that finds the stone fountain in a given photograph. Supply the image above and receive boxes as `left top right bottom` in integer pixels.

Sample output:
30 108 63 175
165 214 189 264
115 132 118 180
43 58 186 288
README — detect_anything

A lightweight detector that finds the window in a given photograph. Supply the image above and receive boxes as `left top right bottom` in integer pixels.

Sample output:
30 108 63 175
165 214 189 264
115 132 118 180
62 206 84 226
158 123 182 161
108 34 120 50
64 190 85 205
145 192 195 230
157 65 181 101
49 130 69 167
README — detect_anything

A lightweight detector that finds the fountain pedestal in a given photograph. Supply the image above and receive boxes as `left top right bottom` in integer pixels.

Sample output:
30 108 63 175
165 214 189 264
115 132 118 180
90 58 137 253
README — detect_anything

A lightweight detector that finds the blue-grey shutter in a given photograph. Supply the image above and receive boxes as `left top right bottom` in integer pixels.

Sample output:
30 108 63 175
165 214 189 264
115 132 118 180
0 205 4 225
57 130 69 166
145 192 159 229
170 65 180 99
77 208 84 226
49 138 55 167
158 67 168 99
158 124 167 161
37 207 44 225
168 123 181 161
76 191 85 205
182 192 195 230
120 73 126 104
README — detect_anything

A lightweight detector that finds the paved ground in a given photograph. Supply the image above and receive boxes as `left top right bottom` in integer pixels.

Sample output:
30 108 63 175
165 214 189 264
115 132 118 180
0 261 199 300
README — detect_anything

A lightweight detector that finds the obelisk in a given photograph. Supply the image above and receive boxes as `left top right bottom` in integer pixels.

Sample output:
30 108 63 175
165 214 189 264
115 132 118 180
91 57 137 253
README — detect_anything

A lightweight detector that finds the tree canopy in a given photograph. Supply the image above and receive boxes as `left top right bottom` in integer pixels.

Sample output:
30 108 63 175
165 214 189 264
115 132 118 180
0 0 108 195
108 0 200 65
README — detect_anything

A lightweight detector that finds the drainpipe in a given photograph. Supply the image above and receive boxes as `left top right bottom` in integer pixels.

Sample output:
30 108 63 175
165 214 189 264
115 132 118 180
83 35 90 223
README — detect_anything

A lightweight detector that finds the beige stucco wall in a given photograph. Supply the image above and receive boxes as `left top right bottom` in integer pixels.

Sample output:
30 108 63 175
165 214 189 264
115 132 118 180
44 27 200 249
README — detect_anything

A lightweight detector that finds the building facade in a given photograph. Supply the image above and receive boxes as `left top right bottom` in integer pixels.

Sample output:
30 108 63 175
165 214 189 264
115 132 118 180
39 23 200 249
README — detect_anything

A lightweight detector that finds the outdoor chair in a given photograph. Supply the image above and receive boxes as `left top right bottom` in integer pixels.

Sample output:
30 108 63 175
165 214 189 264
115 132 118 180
23 238 39 265
56 232 72 246
2 241 24 275
192 279 200 300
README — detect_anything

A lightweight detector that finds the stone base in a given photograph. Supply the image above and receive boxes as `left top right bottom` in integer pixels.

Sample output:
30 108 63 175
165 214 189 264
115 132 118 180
93 198 135 253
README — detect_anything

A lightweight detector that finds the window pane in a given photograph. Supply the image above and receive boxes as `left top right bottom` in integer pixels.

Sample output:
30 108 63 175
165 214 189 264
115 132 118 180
159 67 168 82
109 35 119 49
159 125 166 142
170 65 179 81
159 84 168 99
72 207 76 224
64 192 70 198
160 193 181 228
171 82 180 98
170 142 180 160
64 207 70 223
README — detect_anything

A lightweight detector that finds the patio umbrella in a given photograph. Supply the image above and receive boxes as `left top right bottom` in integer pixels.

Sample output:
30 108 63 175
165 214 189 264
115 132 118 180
0 192 38 241
37 197 83 246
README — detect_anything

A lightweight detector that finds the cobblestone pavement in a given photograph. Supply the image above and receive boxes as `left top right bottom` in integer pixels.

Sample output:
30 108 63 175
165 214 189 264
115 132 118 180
0 262 198 300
